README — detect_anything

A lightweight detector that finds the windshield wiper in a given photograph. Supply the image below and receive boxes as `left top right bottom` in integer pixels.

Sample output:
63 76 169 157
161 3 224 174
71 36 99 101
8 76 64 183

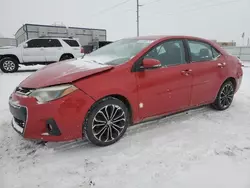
90 60 105 65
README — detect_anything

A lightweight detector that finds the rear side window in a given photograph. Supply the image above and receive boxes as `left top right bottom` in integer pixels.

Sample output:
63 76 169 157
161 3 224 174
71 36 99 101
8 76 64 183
63 40 80 47
188 40 215 62
188 40 221 62
212 47 221 58
46 39 62 47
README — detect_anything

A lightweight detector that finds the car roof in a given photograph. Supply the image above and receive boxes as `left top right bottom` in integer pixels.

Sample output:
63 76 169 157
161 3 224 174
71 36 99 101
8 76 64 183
129 35 211 42
128 35 226 55
34 38 78 40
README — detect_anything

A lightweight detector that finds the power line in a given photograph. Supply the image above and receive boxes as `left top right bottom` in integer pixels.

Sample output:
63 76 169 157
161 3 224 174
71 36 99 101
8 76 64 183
143 0 245 18
91 0 132 16
142 0 208 8
140 0 163 6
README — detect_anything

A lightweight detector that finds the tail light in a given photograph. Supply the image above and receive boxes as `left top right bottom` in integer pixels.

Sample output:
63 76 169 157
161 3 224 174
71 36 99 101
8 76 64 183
80 47 84 53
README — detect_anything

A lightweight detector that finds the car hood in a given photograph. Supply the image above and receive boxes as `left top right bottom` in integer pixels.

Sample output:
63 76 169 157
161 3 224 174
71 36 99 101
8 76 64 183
19 58 113 88
0 46 16 49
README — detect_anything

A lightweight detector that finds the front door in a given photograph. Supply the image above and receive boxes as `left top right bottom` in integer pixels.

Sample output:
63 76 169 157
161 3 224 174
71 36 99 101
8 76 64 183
186 40 228 106
22 39 46 62
135 39 192 119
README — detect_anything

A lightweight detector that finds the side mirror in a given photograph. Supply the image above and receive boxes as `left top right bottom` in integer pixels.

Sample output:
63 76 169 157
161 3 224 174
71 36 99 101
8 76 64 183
23 43 28 48
142 58 161 69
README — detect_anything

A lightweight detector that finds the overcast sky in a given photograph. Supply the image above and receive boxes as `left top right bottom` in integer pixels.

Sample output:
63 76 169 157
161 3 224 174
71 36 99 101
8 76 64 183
0 0 249 44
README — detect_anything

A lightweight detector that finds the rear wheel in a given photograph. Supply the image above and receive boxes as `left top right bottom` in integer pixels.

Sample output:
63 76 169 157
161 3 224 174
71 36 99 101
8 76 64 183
212 80 235 110
60 54 74 61
0 57 19 73
84 97 129 146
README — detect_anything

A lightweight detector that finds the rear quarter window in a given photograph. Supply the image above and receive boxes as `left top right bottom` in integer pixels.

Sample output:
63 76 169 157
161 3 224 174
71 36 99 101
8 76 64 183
63 40 80 47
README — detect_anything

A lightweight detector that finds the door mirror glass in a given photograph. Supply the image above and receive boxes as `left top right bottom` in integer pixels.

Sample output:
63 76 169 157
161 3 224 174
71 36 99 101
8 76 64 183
23 43 28 48
142 58 161 69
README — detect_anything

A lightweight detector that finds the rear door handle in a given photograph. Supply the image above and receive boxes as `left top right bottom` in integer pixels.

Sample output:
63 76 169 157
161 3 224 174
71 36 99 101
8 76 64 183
181 69 192 76
218 62 226 68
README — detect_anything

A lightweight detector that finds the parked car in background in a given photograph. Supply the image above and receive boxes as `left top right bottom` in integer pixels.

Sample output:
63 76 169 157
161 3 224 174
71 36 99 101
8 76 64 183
9 35 243 146
0 37 84 73
82 41 113 54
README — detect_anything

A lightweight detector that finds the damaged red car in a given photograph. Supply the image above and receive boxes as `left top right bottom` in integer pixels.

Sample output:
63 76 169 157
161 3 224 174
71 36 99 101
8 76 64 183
9 36 243 146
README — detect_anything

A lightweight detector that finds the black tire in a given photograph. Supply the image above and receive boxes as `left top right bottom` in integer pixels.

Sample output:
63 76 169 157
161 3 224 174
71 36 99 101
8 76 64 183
60 54 73 61
84 97 130 146
212 80 235 110
0 57 19 73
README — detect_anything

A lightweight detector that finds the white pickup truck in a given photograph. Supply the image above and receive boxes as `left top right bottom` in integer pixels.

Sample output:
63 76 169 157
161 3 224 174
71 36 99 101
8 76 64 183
0 38 84 73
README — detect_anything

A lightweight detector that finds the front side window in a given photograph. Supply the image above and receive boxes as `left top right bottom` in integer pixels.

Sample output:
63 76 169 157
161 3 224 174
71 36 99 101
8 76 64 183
144 40 186 67
27 39 44 48
188 40 215 62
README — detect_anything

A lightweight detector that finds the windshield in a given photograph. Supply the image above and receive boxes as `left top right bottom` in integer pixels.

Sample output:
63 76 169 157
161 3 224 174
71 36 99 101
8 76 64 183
83 39 155 65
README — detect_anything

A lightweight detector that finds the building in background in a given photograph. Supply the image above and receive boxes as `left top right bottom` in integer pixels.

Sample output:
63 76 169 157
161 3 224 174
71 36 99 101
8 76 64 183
0 38 17 47
15 23 107 46
211 40 236 47
217 41 236 47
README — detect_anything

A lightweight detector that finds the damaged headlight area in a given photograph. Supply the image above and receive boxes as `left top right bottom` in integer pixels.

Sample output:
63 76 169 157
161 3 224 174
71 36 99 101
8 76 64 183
29 84 78 104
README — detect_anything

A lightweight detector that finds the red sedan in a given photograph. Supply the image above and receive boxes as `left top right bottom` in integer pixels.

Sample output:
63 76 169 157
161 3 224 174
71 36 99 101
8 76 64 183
9 36 243 146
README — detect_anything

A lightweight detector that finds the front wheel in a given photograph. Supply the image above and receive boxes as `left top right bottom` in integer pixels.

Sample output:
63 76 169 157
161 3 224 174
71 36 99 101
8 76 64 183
84 97 130 146
0 57 19 73
212 80 235 110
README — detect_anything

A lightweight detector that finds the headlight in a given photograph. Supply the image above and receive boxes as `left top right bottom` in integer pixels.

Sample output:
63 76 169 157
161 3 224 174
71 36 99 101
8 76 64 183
29 84 78 104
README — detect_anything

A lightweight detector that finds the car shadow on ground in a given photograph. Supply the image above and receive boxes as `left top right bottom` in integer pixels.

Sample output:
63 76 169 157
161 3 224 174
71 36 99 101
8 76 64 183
17 69 38 73
44 105 215 153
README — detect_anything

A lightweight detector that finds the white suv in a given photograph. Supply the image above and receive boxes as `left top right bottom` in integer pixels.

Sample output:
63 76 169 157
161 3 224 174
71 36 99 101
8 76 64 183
0 38 84 73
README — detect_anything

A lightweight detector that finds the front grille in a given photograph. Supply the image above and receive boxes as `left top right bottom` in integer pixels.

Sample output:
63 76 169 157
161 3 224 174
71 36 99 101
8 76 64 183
15 87 33 96
14 117 25 128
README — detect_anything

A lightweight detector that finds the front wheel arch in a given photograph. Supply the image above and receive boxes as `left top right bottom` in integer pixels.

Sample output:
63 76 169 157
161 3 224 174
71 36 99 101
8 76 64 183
0 54 20 64
83 96 130 146
88 94 133 125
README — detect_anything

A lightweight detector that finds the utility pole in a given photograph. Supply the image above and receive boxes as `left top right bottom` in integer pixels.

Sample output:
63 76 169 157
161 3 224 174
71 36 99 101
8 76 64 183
136 0 139 36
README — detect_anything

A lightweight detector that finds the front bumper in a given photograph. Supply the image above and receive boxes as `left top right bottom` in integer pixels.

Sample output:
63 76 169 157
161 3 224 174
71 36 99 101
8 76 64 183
9 89 95 142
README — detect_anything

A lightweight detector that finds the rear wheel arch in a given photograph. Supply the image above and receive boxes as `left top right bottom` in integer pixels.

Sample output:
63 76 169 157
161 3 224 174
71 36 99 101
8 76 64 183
223 77 236 91
212 78 235 110
59 53 74 61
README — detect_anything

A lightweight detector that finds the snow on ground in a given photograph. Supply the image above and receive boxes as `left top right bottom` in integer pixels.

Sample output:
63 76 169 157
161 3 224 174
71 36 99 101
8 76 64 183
1 64 250 188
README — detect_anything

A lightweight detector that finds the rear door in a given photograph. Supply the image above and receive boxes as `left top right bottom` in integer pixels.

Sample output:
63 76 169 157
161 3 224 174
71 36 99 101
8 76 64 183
135 39 192 119
62 39 81 58
186 40 227 106
43 39 63 62
22 39 46 62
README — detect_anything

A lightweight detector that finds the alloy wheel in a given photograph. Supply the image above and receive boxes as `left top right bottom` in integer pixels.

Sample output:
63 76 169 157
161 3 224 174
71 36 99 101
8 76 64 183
3 60 16 71
219 83 234 108
92 104 126 143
